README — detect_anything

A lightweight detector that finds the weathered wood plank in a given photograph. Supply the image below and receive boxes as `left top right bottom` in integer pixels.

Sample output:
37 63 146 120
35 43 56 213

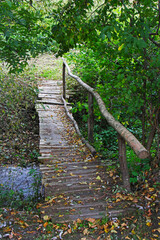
36 77 138 223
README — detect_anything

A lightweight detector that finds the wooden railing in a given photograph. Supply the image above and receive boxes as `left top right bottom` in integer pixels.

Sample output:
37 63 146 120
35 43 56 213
62 58 149 191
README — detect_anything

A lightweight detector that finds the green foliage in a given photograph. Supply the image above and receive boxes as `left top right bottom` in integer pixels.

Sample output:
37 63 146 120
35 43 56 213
0 184 39 210
56 0 160 187
126 149 150 185
0 0 56 72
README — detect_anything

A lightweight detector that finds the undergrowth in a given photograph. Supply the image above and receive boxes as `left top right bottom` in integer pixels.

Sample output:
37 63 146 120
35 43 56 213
0 63 39 166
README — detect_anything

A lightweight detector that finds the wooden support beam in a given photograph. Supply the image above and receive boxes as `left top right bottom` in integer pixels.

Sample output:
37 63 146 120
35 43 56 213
118 134 131 191
63 63 66 99
88 92 94 143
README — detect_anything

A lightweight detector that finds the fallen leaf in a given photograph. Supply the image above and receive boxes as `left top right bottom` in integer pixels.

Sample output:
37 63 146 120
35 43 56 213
131 230 136 234
43 222 48 228
146 222 152 227
77 218 82 223
104 225 109 233
87 218 96 223
111 229 117 233
96 176 101 180
97 237 101 240
83 228 89 235
153 234 159 238
3 227 12 233
43 215 50 221
63 231 68 236
79 181 87 185
70 173 75 176
70 209 76 212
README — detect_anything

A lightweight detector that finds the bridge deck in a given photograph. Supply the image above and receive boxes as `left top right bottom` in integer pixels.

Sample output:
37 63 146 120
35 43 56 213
36 78 135 223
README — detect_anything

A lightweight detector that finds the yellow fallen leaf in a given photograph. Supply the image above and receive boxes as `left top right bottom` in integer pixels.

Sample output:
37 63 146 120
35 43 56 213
59 215 64 217
79 181 87 185
146 222 152 227
3 227 12 233
104 225 109 233
153 234 159 238
70 173 75 176
131 230 136 234
48 197 56 203
96 176 101 180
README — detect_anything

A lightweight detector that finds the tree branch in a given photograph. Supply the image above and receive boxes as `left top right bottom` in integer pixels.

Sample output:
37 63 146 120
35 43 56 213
86 2 106 20
149 0 160 47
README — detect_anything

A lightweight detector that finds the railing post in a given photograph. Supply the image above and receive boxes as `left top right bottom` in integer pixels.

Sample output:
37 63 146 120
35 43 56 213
88 92 94 143
118 134 131 191
63 62 66 99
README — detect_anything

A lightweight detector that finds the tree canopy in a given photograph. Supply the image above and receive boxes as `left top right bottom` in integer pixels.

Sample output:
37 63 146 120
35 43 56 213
51 0 160 160
0 0 55 72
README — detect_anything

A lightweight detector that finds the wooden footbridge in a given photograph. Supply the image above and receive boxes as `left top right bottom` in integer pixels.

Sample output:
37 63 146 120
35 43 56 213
36 59 148 223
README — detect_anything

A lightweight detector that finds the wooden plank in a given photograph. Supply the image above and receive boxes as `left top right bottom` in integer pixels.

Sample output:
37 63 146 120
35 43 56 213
36 78 137 224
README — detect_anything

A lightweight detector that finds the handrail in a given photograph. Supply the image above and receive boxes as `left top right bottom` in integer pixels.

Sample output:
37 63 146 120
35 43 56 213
62 58 149 191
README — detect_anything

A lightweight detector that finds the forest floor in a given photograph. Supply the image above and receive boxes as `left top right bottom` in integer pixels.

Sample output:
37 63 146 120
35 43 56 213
0 54 160 239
